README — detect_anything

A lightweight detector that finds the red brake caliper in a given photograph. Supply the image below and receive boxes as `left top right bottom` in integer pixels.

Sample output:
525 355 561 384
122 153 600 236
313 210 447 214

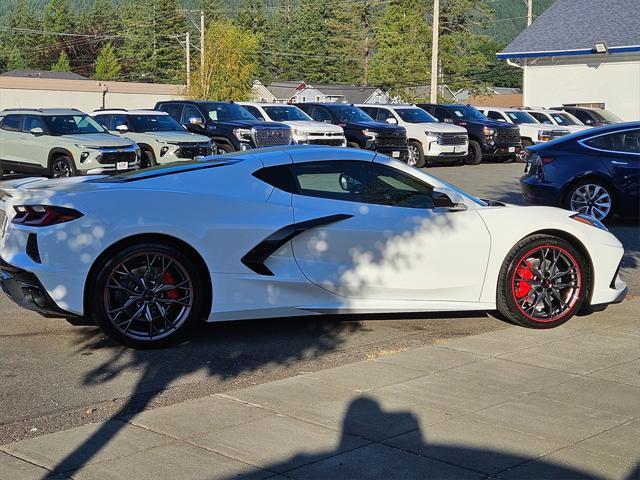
515 261 534 299
163 272 179 300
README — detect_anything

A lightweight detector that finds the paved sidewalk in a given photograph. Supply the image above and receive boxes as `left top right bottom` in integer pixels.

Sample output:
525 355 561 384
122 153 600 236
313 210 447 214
2 300 639 480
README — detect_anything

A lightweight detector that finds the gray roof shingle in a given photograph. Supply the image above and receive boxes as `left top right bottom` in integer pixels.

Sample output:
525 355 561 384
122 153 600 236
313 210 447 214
498 0 640 58
0 69 88 80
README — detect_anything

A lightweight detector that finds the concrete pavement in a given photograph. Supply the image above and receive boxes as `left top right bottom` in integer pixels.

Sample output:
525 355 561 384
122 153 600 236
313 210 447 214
2 298 638 480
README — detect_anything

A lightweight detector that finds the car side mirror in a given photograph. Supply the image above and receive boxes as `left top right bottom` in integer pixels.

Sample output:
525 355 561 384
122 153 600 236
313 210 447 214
496 118 506 122
385 117 398 125
322 119 333 124
115 124 129 133
30 127 44 135
189 117 205 127
443 118 453 123
339 174 363 193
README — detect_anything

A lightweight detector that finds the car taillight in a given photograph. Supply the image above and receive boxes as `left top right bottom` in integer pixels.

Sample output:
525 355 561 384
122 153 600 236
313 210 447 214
12 205 83 226
541 156 554 164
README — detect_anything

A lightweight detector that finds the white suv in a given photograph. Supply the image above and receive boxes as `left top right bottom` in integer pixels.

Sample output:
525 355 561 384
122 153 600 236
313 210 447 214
359 104 468 167
477 107 570 148
238 102 346 147
521 108 592 133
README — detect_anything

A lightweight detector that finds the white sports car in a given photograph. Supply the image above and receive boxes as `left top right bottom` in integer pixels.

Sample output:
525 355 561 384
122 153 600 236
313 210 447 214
0 146 627 348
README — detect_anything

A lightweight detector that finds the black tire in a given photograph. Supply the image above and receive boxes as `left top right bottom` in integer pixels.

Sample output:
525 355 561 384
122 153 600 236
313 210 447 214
464 140 483 165
563 179 615 223
50 155 76 178
216 144 235 155
141 150 156 168
497 234 590 329
406 140 426 168
347 142 361 149
90 242 206 348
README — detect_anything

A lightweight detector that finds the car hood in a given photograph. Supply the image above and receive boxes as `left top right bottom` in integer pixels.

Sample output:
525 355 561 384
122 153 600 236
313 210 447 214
411 122 467 134
344 121 405 133
210 120 289 129
59 133 136 148
519 123 569 132
132 131 211 143
458 119 518 130
281 120 343 133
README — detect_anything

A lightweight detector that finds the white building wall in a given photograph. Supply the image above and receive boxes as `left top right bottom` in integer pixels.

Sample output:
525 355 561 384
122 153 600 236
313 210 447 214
523 54 640 121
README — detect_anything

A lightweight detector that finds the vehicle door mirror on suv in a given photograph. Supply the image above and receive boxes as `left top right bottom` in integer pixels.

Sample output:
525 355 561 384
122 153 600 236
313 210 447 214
496 118 507 122
443 118 453 124
30 127 44 136
385 117 398 125
322 119 333 124
189 117 205 127
115 124 129 133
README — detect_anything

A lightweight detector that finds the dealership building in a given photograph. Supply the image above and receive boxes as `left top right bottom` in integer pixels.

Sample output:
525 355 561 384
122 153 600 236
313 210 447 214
498 0 640 121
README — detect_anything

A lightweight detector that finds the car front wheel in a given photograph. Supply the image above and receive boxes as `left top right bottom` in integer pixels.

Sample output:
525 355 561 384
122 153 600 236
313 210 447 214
407 140 426 168
566 180 614 223
91 243 206 348
50 155 75 178
465 140 482 165
497 234 589 329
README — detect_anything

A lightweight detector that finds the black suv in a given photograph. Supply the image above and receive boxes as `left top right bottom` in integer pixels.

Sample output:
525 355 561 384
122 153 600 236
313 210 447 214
551 106 622 127
155 101 292 154
298 103 408 161
417 103 521 164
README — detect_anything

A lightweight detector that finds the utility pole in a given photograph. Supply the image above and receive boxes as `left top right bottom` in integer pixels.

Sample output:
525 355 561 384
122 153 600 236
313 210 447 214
185 32 191 89
527 0 533 26
430 0 440 103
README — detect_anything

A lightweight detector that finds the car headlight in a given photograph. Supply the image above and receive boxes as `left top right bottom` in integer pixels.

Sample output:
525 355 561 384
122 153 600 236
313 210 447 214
233 128 252 142
425 131 439 138
362 129 377 139
538 130 554 141
74 144 99 149
293 128 309 141
571 213 608 231
482 127 495 136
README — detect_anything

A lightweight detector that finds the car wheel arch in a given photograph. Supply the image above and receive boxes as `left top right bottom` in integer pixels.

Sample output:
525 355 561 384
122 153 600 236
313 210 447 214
562 173 618 207
47 148 74 168
83 233 213 320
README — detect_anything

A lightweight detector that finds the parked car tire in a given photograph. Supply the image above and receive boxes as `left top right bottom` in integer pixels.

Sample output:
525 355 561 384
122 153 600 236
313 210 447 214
142 150 156 169
216 144 235 155
465 140 482 165
50 155 76 178
497 234 589 329
564 179 615 223
407 140 426 168
90 242 206 349
347 142 361 149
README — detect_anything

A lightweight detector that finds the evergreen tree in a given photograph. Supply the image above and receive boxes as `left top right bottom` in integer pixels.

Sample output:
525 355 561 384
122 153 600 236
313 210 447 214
236 0 267 33
1 0 41 70
262 0 298 81
93 42 121 80
51 50 71 72
6 46 28 70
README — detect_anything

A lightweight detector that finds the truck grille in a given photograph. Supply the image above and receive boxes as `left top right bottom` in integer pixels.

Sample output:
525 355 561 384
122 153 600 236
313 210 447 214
174 143 212 159
495 128 521 146
437 133 467 146
378 131 408 148
308 138 344 146
97 151 137 165
252 128 292 147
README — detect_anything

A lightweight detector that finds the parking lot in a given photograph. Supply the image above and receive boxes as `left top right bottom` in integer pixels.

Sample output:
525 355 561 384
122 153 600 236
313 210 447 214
1 161 638 447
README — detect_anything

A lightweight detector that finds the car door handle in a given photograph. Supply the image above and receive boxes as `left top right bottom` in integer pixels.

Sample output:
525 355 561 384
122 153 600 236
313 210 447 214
611 161 628 165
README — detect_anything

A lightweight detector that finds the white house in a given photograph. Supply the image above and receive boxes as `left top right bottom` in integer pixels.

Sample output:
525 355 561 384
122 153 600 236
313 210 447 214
497 0 640 121
252 80 393 104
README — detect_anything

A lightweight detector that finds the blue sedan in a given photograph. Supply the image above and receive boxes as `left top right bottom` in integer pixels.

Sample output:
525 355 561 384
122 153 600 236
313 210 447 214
520 122 640 222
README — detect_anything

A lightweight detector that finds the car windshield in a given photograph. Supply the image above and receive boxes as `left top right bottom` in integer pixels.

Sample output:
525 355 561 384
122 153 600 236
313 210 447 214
203 103 257 122
330 105 374 123
450 106 487 121
506 111 537 125
130 114 185 132
394 108 437 123
263 106 312 121
550 113 579 126
592 109 622 123
45 115 106 135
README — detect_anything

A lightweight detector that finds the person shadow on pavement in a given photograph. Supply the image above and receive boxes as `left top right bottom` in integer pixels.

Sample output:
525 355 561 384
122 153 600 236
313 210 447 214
242 396 640 480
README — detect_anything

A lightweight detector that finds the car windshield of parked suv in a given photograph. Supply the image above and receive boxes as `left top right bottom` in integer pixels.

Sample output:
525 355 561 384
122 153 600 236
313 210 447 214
263 106 312 122
550 112 580 126
45 115 106 135
505 111 537 125
591 109 622 123
450 106 487 121
394 108 437 124
130 114 185 132
203 103 257 122
330 105 374 123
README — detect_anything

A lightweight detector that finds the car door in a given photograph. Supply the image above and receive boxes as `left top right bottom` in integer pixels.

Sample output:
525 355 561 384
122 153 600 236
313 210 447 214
0 114 26 165
288 155 491 302
19 115 51 168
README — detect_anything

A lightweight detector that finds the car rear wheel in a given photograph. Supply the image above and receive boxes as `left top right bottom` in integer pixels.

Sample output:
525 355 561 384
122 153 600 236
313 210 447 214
91 243 205 348
407 141 426 168
464 140 482 165
566 180 614 223
50 155 75 178
497 234 589 329
216 144 235 155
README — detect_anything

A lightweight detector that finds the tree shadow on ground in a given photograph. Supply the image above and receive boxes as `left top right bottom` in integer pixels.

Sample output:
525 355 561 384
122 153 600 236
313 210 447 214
235 396 640 480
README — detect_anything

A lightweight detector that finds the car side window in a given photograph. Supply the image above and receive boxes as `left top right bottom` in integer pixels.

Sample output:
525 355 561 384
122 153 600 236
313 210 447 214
310 106 333 123
291 161 435 209
0 114 22 132
110 114 128 130
243 105 264 121
93 115 110 129
158 103 183 120
433 107 451 122
572 110 593 125
486 111 504 121
22 115 45 132
376 108 394 122
530 112 552 124
359 107 377 119
181 105 203 124
584 130 640 154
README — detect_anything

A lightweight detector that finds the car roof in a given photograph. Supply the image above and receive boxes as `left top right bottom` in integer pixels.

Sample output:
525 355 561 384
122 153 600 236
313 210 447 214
475 106 523 112
91 109 168 116
237 102 302 108
1 108 85 116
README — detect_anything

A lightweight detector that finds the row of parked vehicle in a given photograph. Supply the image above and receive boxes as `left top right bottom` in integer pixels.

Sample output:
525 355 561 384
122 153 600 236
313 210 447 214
0 101 620 179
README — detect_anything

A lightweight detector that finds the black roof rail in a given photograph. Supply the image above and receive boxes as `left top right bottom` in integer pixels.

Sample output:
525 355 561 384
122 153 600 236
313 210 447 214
1 108 43 112
92 108 127 112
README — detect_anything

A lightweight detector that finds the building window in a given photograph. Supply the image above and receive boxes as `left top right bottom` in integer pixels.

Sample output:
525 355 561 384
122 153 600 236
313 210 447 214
315 96 321 102
301 96 307 102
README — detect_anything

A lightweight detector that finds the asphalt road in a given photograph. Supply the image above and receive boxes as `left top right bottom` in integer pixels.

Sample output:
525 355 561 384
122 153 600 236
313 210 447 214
1 162 638 445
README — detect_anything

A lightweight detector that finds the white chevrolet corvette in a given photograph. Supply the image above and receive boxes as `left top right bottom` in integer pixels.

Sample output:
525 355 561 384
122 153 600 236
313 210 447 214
0 146 627 347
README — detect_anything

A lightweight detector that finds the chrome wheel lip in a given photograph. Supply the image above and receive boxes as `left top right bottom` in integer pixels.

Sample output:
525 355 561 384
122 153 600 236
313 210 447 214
104 252 194 342
570 184 611 221
511 245 582 323
52 160 71 178
407 145 419 166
